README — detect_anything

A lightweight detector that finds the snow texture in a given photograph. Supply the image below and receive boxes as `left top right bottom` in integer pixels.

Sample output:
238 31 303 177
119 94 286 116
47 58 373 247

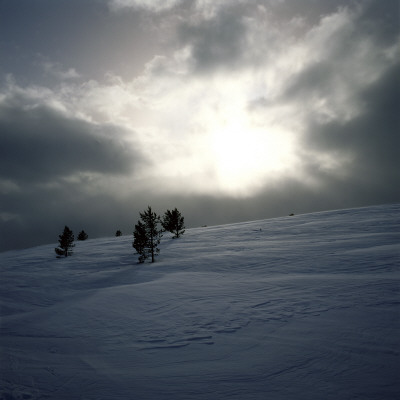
1 204 399 399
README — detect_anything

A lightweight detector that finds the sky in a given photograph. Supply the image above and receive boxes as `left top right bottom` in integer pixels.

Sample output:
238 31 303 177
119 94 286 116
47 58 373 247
0 0 399 252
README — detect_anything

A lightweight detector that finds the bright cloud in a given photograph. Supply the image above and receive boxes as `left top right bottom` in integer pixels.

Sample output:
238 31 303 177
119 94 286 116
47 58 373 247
5 2 398 196
45 2 396 197
108 0 182 12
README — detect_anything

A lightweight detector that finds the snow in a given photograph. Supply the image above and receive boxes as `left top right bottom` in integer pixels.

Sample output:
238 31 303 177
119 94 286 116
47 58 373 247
1 203 399 400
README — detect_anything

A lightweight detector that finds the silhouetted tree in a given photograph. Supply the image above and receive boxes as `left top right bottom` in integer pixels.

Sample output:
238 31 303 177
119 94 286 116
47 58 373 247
162 208 185 238
133 206 163 263
132 221 147 263
55 226 75 257
77 230 88 241
115 230 122 237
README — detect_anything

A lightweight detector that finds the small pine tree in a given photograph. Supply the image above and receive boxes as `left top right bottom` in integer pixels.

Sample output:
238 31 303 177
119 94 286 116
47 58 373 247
132 206 163 263
162 208 185 238
132 221 147 263
55 226 75 257
115 230 122 237
77 230 88 241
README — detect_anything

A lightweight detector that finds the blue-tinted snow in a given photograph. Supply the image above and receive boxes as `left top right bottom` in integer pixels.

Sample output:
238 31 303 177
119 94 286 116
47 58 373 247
1 203 399 399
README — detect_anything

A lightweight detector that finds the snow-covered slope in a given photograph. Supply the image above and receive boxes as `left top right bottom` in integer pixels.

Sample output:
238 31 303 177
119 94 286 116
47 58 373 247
1 204 399 400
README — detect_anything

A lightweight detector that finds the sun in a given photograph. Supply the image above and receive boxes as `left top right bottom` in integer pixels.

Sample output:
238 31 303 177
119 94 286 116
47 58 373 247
210 113 295 195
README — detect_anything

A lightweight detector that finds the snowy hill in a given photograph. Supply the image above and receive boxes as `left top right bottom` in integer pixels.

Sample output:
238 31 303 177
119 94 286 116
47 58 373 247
1 204 399 400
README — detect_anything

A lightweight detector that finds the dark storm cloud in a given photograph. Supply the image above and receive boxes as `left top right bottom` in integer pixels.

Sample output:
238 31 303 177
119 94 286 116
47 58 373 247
0 100 144 185
302 62 400 197
270 61 400 208
282 61 336 100
359 0 400 44
178 4 248 72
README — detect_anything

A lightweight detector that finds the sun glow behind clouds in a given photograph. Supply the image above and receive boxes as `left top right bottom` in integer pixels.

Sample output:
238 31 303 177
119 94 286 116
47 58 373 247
125 67 300 196
210 108 296 195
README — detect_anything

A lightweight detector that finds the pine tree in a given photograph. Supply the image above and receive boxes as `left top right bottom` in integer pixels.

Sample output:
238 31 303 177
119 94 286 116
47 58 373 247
77 230 88 241
55 226 75 257
162 208 185 238
132 220 147 263
132 206 163 263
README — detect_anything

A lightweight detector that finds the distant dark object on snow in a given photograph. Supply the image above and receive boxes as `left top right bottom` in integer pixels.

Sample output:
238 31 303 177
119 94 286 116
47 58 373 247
289 213 295 216
77 230 88 241
115 230 122 237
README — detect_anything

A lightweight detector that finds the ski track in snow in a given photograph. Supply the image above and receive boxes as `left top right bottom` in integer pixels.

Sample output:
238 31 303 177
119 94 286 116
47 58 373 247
0 203 399 399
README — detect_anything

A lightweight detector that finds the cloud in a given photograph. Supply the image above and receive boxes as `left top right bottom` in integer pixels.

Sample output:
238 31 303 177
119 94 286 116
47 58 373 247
40 0 398 199
178 4 248 72
241 2 400 186
108 0 182 12
41 60 81 80
302 62 400 194
107 0 250 15
0 85 145 186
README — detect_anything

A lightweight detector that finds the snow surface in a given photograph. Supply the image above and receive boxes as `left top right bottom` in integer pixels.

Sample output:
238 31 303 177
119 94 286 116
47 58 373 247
1 204 399 400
